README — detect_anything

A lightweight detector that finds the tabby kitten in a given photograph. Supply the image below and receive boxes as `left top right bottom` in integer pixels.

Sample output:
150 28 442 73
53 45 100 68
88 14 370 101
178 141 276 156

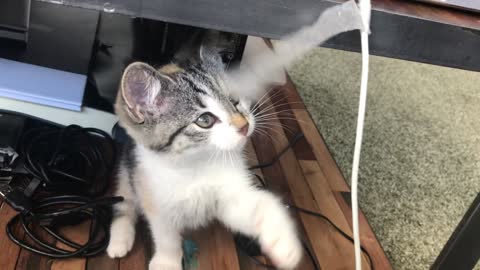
106 46 302 270
107 3 363 269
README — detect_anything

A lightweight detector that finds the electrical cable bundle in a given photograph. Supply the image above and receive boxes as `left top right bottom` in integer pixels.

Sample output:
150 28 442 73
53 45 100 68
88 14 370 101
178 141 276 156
2 123 123 258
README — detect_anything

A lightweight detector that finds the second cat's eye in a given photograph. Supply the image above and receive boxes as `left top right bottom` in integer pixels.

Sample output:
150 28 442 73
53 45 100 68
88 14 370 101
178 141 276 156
230 98 240 106
195 113 217 129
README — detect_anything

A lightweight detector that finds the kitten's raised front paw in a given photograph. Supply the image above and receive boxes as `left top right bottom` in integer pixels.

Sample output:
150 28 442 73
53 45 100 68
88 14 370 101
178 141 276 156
260 227 302 270
107 218 136 258
149 254 182 270
256 200 302 269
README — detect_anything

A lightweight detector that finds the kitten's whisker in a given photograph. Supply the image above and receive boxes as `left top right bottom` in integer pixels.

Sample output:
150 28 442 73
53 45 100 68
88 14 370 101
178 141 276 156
251 87 275 112
259 99 303 113
255 122 296 135
256 125 285 139
256 117 309 127
208 148 220 164
252 93 292 115
255 109 296 119
250 87 278 114
254 129 281 145
256 119 300 136
274 117 310 125
253 100 303 116
255 111 297 120
251 88 286 115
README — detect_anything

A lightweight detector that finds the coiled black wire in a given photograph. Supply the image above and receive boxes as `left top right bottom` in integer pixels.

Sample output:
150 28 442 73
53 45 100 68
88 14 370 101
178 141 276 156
20 125 116 196
6 124 123 258
7 196 123 258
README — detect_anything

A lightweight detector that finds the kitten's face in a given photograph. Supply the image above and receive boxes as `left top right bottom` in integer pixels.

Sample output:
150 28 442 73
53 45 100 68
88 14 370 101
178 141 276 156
196 93 254 151
115 59 255 154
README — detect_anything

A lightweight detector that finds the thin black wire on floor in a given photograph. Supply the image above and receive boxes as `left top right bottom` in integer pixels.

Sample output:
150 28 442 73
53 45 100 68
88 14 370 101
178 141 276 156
243 131 374 270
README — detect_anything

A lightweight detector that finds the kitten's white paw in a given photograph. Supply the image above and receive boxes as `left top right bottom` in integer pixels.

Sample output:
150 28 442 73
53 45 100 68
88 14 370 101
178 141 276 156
256 200 302 269
149 254 182 270
106 233 135 258
107 218 136 258
260 227 302 270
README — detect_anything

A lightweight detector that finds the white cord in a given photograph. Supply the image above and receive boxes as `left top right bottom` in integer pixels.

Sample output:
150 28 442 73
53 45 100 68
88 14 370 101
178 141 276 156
352 0 371 270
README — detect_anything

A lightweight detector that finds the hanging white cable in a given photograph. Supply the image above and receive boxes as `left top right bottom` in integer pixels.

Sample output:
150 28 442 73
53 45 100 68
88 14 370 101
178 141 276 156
352 0 371 270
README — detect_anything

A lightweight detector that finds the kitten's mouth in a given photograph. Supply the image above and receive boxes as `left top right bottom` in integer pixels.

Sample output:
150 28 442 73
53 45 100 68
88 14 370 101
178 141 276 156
239 122 250 136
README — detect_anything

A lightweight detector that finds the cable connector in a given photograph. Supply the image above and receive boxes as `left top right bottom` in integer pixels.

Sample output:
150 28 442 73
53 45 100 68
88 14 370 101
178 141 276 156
0 184 32 212
0 147 19 171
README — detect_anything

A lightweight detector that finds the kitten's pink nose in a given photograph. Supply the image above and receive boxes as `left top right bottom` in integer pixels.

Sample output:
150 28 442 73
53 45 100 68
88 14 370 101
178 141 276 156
239 123 249 136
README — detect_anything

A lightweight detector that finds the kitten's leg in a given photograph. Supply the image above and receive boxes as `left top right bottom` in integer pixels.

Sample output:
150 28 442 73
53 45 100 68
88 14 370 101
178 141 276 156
134 171 183 270
218 187 302 270
107 167 138 258
146 219 183 270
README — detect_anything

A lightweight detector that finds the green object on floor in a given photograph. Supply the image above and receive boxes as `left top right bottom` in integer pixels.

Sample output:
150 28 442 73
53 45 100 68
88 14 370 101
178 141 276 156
182 239 198 270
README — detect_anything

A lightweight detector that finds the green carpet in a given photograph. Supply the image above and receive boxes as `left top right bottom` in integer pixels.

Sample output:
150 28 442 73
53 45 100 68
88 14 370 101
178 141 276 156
288 47 480 270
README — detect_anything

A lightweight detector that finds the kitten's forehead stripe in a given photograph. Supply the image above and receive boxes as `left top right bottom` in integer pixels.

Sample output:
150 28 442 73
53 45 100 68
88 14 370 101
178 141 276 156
181 73 210 96
184 77 205 95
153 125 188 152
194 96 206 108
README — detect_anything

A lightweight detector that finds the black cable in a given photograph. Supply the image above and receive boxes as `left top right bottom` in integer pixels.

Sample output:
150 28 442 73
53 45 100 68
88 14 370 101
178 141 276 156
2 122 122 258
248 132 304 170
246 131 374 270
288 204 374 270
6 196 123 258
20 124 116 197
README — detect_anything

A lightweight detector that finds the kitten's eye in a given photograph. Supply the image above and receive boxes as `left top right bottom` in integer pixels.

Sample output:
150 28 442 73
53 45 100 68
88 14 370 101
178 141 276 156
195 113 217 129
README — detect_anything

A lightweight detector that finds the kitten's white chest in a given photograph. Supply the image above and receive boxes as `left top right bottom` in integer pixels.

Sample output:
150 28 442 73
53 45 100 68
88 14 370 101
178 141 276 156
136 146 247 229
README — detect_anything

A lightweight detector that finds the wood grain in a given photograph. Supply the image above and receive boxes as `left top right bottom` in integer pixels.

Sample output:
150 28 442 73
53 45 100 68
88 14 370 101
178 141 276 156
50 222 90 270
371 0 480 30
0 204 23 270
118 222 150 270
335 192 393 270
256 98 366 270
15 223 57 270
86 246 119 270
190 223 241 270
250 133 317 270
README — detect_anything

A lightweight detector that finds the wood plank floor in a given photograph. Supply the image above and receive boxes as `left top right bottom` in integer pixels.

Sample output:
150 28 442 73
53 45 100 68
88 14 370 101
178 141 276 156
0 75 392 270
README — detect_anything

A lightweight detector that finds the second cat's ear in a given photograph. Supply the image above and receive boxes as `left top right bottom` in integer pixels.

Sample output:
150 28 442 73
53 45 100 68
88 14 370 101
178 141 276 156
120 62 168 123
174 30 225 70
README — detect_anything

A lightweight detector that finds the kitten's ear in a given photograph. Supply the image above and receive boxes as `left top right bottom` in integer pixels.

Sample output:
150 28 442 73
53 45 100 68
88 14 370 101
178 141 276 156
120 62 164 123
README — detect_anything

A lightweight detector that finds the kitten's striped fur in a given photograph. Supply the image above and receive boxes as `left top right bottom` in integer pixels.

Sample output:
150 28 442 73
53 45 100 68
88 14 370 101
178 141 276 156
107 3 363 268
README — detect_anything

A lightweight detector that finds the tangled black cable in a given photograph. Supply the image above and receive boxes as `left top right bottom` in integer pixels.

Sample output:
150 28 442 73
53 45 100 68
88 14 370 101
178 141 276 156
5 124 123 258
243 131 374 270
7 196 123 258
20 125 116 196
